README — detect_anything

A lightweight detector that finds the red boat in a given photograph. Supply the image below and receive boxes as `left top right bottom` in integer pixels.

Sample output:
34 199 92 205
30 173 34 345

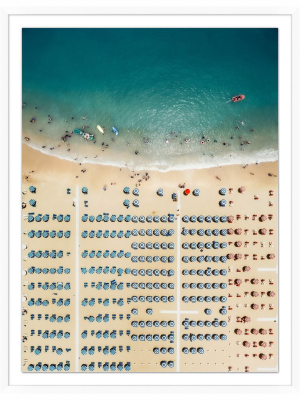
232 94 245 102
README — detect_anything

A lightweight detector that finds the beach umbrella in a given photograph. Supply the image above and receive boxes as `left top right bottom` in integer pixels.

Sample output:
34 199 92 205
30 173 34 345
132 229 138 236
168 229 175 235
139 256 145 262
213 215 220 223
82 187 88 194
29 186 36 193
235 253 242 260
205 242 212 249
189 229 196 236
132 188 139 196
42 214 49 222
235 228 242 235
42 231 49 238
131 215 138 223
153 229 160 236
182 256 189 263
251 303 259 310
197 242 204 249
227 253 234 260
28 251 35 258
28 230 35 238
81 215 88 222
190 256 196 262
131 242 138 250
259 354 267 361
35 230 42 238
139 229 145 236
243 265 251 272
220 216 227 223
193 189 200 196
182 242 189 249
139 215 145 223
260 214 267 222
123 187 130 194
238 186 245 193
131 256 138 263
35 215 42 222
146 256 153 263
89 230 95 238
168 256 175 263
251 291 259 297
133 199 139 207
146 215 153 222
212 229 220 236
213 256 219 263
219 188 226 196
153 216 160 223
259 329 268 335
205 256 212 262
198 229 204 236
29 199 36 207
251 278 259 285
259 228 267 235
227 215 234 223
117 231 124 238
153 256 160 262
110 214 116 222
125 230 131 238
146 242 153 249
190 215 197 223
219 199 226 207
89 215 95 222
259 341 268 348
123 199 130 207
161 215 167 222
125 252 131 258
182 228 188 236
161 229 168 236
226 229 233 236
157 188 164 196
154 242 160 249
64 214 70 222
212 241 219 249
268 253 275 259
125 214 131 222
161 256 167 263
243 341 251 348
28 215 34 222
267 291 276 297
205 229 212 236
146 229 153 236
235 329 242 335
205 215 212 223
161 242 167 250
190 242 197 250
235 241 242 247
220 242 227 249
184 189 190 195
198 215 204 223
182 215 189 223
220 256 227 263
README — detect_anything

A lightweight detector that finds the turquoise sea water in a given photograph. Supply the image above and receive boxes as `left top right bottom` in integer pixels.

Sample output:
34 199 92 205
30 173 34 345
22 28 278 171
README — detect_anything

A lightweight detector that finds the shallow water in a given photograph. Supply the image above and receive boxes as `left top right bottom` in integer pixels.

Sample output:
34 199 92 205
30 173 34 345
22 28 278 171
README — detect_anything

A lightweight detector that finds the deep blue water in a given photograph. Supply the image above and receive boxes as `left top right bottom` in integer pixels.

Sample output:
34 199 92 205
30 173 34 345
22 28 278 171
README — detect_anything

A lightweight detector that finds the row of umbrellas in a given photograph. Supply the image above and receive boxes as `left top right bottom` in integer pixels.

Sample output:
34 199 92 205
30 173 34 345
123 187 140 195
27 364 70 372
182 255 227 263
81 228 175 238
132 321 175 328
182 215 231 223
131 282 174 290
27 214 70 222
130 268 175 277
28 282 70 291
81 266 131 275
27 298 70 307
28 230 70 238
182 296 227 304
132 242 175 250
81 250 131 259
131 255 175 263
183 320 227 328
182 282 227 290
82 363 131 372
27 266 70 275
124 199 139 207
130 295 175 304
182 269 227 276
81 214 175 223
182 241 227 249
182 333 227 341
182 347 204 354
28 250 63 259
182 228 228 236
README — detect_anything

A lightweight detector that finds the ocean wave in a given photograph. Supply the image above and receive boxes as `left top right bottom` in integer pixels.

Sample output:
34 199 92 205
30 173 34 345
24 142 278 172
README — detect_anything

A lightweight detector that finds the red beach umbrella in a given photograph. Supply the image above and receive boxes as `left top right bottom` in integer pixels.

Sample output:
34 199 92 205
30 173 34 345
235 279 242 286
235 253 242 260
251 304 259 310
227 253 235 260
227 215 234 223
243 341 251 348
267 291 276 297
267 253 275 259
259 341 267 348
235 228 242 235
259 228 267 235
243 316 251 323
227 228 234 235
184 189 190 195
251 291 259 297
260 215 267 222
251 279 259 285
251 328 259 335
259 353 267 360
235 241 242 247
235 329 243 335
238 186 246 193
259 329 267 335
243 266 251 272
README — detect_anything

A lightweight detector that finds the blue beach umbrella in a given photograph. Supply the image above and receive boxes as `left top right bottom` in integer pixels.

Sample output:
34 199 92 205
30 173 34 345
198 229 204 236
198 215 204 223
29 186 36 193
125 252 131 258
213 241 219 249
42 214 49 222
220 215 227 223
35 230 42 238
190 256 196 262
132 215 138 223
146 256 153 263
168 229 175 235
190 229 196 236
82 214 88 222
168 256 174 263
153 229 160 236
133 199 139 207
28 215 34 222
146 229 153 236
123 199 130 207
28 230 35 238
117 230 124 238
125 215 131 222
96 230 102 238
205 215 212 223
190 242 197 250
146 242 153 249
205 229 212 236
161 215 167 223
153 256 160 262
29 199 36 207
190 215 197 223
213 256 220 263
131 242 138 249
168 214 175 223
212 229 220 236
42 231 49 238
220 256 227 263
205 256 212 262
168 242 175 249
146 215 153 223
64 215 70 222
153 216 160 223
182 215 189 223
205 242 212 249
96 214 102 222
157 188 163 196
50 230 56 238
82 187 88 194
110 214 116 222
182 256 189 263
220 242 227 249
213 215 220 223
139 215 145 223
125 230 131 238
161 229 168 236
132 188 139 196
123 187 130 194
220 229 227 236
139 229 145 236
193 189 200 196
35 215 42 222
219 188 226 195
219 200 226 207
161 256 167 263
117 215 123 222
102 215 108 222
131 256 138 263
198 242 204 249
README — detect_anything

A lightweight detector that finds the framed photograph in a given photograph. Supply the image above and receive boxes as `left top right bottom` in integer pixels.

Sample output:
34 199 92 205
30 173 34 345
1 2 299 395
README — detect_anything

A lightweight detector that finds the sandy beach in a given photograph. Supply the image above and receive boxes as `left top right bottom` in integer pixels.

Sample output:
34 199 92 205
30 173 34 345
22 144 278 372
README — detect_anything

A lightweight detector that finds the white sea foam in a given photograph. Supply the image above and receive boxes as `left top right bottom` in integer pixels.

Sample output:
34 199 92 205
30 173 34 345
25 141 278 172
